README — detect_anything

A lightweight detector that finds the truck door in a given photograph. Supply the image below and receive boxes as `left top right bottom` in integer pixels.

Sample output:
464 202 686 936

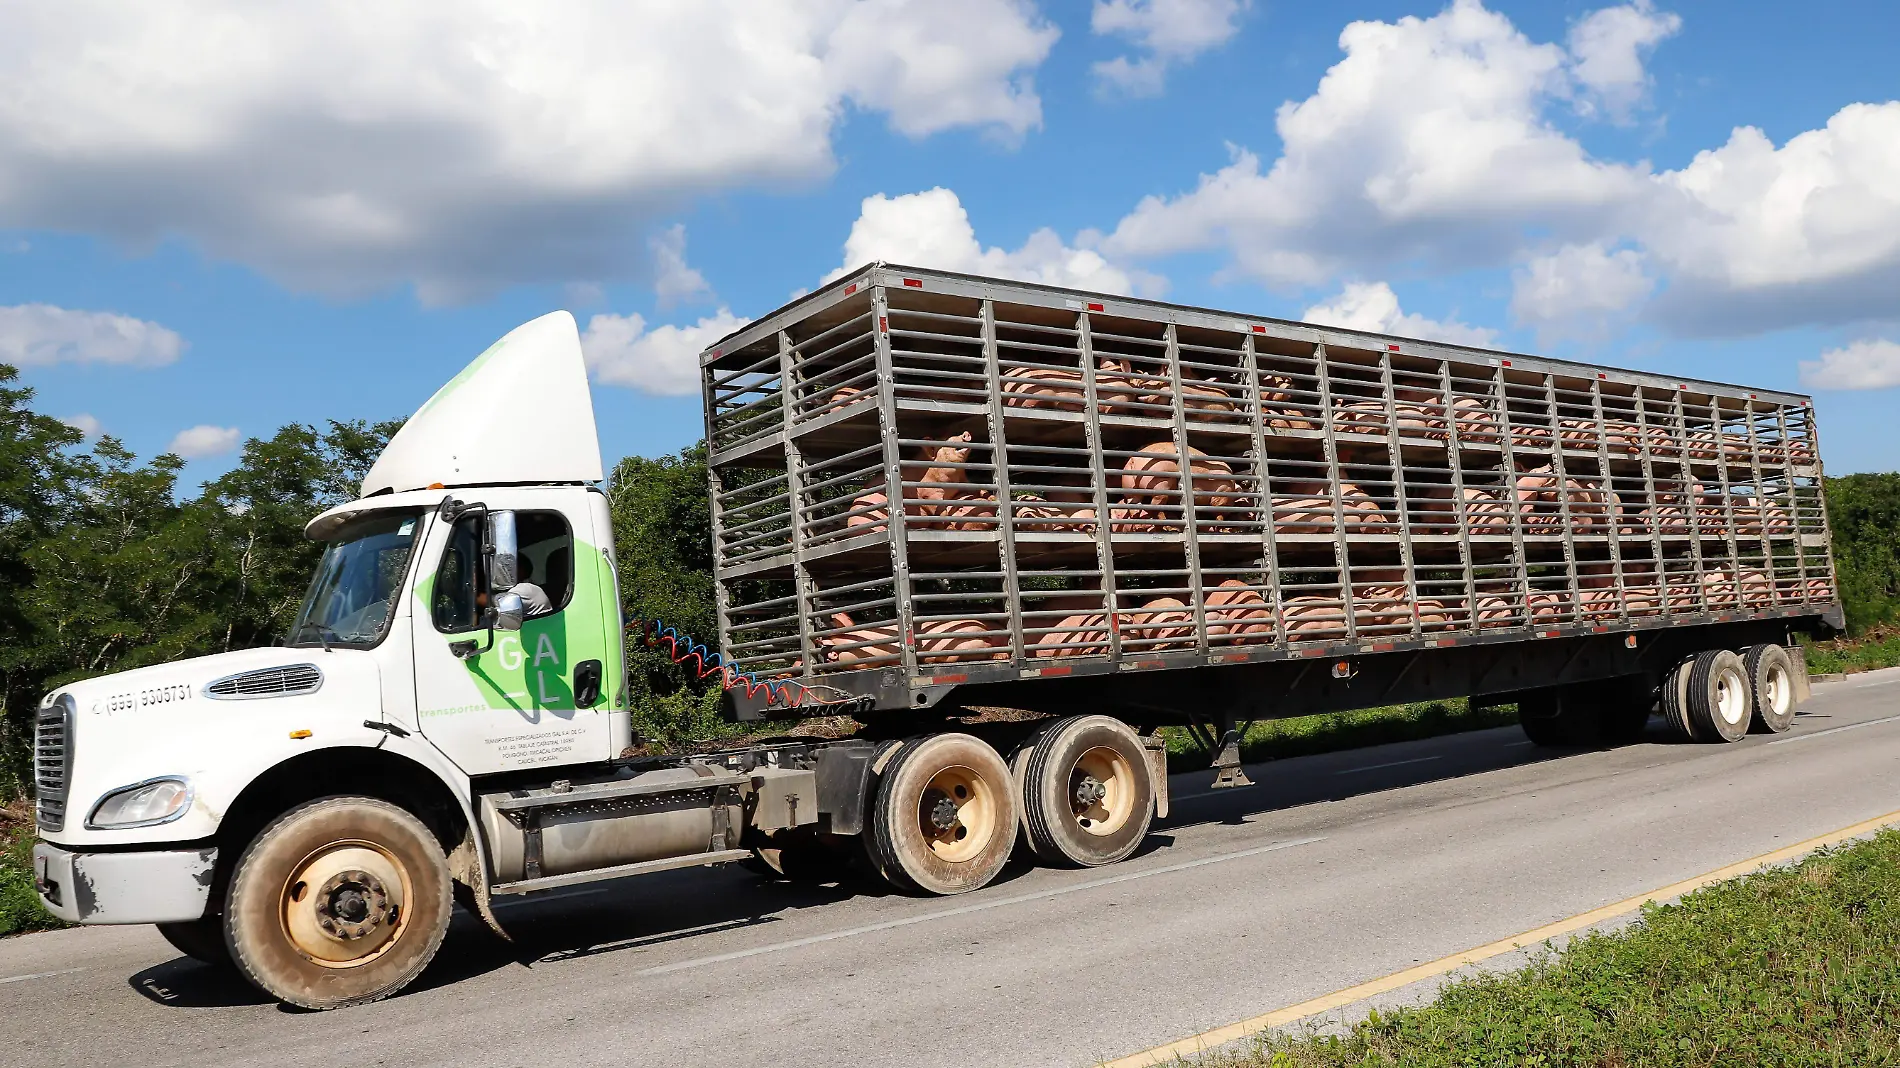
411 489 617 775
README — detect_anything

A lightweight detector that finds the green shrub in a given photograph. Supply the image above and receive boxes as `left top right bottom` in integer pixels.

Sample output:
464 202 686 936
1207 830 1900 1067
0 801 64 937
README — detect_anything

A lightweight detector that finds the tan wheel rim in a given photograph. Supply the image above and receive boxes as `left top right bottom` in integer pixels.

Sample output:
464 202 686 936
1714 666 1749 727
1765 663 1792 715
280 841 410 968
1070 745 1137 837
917 764 997 864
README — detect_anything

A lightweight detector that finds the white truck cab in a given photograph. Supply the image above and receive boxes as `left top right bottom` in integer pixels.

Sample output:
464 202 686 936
30 312 696 1007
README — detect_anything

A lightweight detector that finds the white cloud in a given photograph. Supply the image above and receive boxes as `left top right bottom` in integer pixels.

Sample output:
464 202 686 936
1302 281 1497 346
1643 102 1900 334
1091 0 1249 97
1511 242 1653 342
826 0 1058 139
827 187 1164 297
168 424 241 459
1799 339 1900 391
0 1 1058 302
650 225 711 308
0 304 184 368
581 308 750 396
1103 1 1900 339
1567 0 1681 122
62 413 102 438
1105 0 1651 286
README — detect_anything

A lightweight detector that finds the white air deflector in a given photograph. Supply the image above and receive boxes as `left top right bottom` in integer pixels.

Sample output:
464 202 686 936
204 664 323 700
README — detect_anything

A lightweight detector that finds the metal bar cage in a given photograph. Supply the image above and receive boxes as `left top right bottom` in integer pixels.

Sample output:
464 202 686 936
700 266 1837 708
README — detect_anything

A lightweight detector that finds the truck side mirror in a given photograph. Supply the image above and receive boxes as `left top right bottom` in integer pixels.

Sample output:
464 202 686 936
486 510 518 591
492 591 524 633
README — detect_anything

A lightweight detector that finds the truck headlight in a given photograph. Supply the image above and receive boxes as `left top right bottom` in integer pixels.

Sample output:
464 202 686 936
86 777 193 829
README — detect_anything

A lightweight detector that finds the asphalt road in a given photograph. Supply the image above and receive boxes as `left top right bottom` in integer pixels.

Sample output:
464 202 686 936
6 668 1899 1068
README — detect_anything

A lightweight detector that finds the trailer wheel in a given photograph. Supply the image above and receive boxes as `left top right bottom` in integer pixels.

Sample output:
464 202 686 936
1681 649 1753 743
223 796 452 1010
1517 688 1594 746
1742 644 1798 734
1661 656 1701 741
865 733 1016 895
1020 716 1154 867
157 915 232 969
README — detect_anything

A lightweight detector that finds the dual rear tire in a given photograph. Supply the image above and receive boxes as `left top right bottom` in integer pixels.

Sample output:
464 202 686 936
1663 644 1800 742
863 717 1158 896
1522 642 1805 748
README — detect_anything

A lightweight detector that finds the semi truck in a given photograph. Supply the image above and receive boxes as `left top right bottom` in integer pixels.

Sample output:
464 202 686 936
33 264 1840 1009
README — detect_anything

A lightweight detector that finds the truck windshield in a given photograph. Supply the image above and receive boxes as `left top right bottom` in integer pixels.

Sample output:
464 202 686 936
287 511 424 647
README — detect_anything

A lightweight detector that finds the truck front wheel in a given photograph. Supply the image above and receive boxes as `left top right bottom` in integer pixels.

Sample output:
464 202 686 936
224 796 452 1010
156 915 231 969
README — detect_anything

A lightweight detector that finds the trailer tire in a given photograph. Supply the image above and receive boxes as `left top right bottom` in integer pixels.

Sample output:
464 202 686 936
157 915 232 969
1583 676 1654 745
1742 644 1798 734
1020 716 1154 867
1683 649 1753 743
1517 688 1594 746
865 733 1016 895
1661 656 1702 742
224 796 452 1010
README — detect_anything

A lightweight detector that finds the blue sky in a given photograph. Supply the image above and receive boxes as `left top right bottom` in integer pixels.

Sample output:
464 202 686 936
2 0 1896 487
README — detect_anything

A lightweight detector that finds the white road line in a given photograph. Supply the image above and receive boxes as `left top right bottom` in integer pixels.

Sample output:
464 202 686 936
0 967 83 986
1769 712 1900 746
1334 755 1443 775
634 835 1326 977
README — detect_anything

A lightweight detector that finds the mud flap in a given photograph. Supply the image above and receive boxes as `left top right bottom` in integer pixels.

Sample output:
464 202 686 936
1789 644 1814 705
449 829 511 943
1141 734 1171 819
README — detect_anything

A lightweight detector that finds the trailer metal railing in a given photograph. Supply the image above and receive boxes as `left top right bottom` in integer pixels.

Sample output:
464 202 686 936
701 265 1838 714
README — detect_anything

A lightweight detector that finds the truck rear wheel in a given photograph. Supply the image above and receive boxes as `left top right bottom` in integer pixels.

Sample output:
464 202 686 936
157 915 232 969
224 796 452 1010
1020 716 1154 867
1742 644 1798 734
865 733 1016 895
1676 649 1753 743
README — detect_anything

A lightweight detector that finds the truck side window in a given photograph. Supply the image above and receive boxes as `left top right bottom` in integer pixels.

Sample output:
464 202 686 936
431 510 574 633
431 515 485 633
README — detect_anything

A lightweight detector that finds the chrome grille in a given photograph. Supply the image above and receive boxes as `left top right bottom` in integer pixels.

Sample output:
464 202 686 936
204 663 323 699
35 696 71 832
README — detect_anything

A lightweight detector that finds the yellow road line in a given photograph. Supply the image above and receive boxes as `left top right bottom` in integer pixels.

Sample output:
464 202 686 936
1100 807 1900 1068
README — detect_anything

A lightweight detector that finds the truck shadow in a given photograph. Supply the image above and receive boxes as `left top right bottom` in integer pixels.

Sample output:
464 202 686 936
130 717 1699 1009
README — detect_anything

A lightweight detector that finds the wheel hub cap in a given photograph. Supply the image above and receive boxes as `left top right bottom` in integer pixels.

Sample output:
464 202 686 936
282 843 408 966
1072 775 1107 809
926 793 961 833
314 870 391 941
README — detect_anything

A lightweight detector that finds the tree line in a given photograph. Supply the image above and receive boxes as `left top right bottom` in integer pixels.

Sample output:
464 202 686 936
3 362 1898 797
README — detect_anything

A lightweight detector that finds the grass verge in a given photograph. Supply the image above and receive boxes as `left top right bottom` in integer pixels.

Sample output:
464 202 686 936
1192 828 1900 1068
1804 624 1900 676
1162 699 1519 775
1 799 65 938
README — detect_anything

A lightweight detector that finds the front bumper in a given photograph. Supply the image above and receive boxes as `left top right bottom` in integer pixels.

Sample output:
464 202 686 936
33 842 218 925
